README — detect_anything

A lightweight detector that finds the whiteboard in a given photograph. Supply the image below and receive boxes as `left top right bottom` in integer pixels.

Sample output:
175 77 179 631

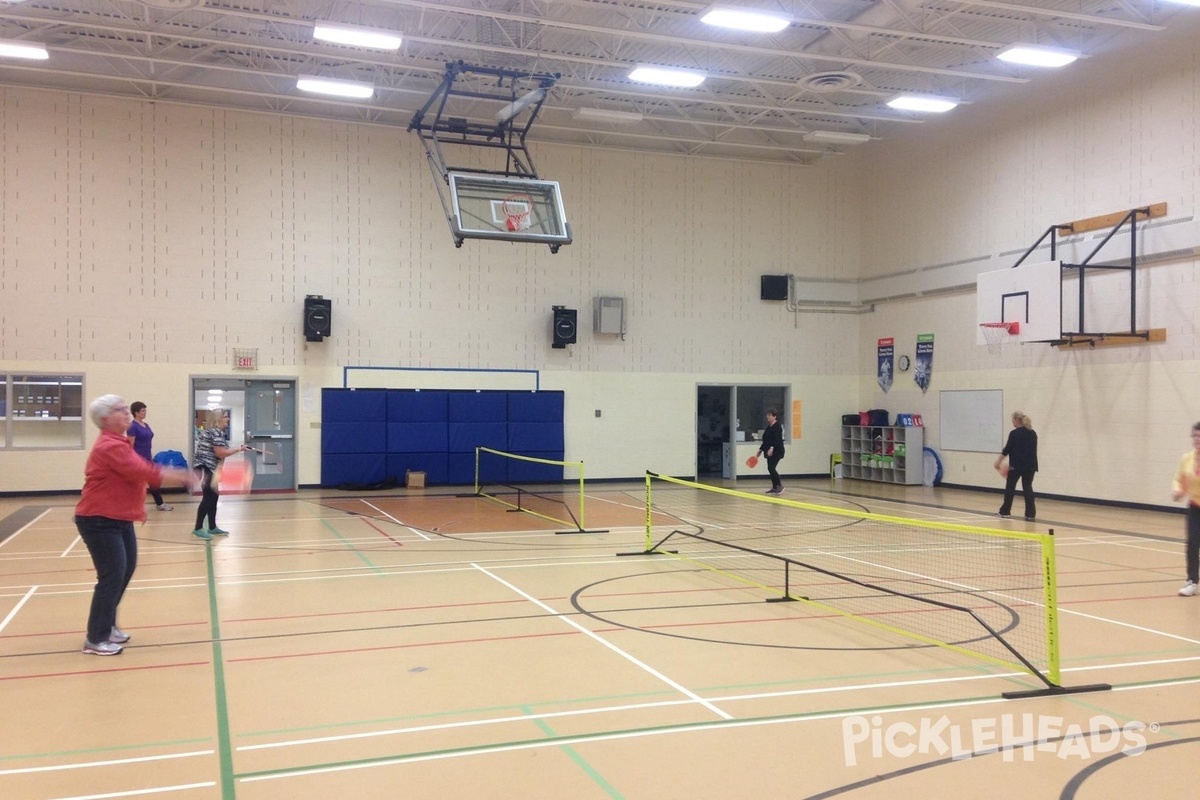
939 390 1004 452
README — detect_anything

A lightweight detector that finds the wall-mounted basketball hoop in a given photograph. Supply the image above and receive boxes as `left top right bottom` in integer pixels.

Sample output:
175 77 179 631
979 321 1019 355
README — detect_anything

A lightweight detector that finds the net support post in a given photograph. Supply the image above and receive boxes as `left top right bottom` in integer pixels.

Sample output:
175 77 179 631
765 561 800 602
999 528 1111 698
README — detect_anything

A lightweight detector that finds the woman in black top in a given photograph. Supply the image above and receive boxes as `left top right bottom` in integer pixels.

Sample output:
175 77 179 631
758 408 786 495
995 411 1038 519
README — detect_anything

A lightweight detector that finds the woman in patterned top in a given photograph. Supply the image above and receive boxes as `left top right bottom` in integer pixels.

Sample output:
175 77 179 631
193 409 248 540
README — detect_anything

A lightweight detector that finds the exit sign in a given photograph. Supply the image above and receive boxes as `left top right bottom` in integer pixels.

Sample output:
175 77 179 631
232 349 258 370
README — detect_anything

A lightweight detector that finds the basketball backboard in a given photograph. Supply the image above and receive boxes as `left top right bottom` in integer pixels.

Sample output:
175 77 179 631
975 260 1061 344
448 173 572 251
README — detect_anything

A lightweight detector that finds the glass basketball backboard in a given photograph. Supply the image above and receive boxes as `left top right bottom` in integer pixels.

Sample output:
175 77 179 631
448 173 572 251
975 260 1062 344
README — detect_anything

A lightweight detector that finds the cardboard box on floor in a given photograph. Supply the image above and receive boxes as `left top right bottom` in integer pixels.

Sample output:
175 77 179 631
406 470 426 489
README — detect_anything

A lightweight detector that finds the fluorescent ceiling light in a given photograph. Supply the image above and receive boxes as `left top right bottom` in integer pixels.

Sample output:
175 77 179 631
803 130 871 145
886 93 958 113
313 22 402 51
700 5 790 33
572 107 644 124
997 45 1078 67
628 65 706 88
296 75 375 99
1162 0 1200 5
0 39 49 60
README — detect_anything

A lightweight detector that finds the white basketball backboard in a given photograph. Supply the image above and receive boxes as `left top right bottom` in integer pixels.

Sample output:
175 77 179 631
448 173 571 249
975 260 1061 344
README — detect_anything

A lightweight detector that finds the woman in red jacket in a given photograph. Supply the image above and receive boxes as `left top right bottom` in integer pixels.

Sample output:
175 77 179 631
74 395 192 655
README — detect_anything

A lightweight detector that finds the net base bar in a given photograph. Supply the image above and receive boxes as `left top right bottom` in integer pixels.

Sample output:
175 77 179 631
1002 682 1111 699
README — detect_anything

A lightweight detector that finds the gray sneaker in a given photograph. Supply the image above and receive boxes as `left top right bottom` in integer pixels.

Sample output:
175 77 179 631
1179 581 1198 597
83 639 123 656
109 626 130 643
157 504 174 512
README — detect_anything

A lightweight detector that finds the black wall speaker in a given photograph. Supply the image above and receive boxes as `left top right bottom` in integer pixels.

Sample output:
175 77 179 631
552 306 577 348
304 295 332 342
760 275 789 301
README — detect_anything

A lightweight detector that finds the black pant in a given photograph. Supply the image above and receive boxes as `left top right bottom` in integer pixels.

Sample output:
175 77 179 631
999 470 1036 518
766 454 783 490
194 467 220 530
148 485 165 506
1186 504 1200 584
74 515 137 644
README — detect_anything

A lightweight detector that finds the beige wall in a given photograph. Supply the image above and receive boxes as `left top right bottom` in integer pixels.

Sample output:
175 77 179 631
4 16 1200 503
0 88 861 492
850 19 1200 504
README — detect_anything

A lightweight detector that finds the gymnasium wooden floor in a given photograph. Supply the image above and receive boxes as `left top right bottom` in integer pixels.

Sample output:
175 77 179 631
1 478 1198 799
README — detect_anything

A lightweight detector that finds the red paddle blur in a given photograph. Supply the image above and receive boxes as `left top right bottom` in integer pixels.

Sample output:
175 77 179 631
746 455 759 468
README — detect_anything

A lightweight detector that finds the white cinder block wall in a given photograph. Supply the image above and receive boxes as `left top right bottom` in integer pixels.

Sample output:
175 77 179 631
850 19 1200 506
0 88 861 492
2 17 1199 505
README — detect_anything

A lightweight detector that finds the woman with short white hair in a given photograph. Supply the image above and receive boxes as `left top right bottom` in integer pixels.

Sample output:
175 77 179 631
74 395 192 655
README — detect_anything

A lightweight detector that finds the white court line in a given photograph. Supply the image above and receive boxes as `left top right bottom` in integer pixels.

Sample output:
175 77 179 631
0 585 37 633
472 562 732 720
228 654 1200 754
238 667 1200 784
48 782 215 800
0 507 52 550
361 501 432 540
60 536 81 558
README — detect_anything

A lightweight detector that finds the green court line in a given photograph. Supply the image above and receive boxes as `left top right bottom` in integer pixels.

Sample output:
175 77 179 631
524 705 625 800
228 671 1200 784
0 737 211 763
236 662 1016 741
234 692 1011 783
205 542 236 799
322 517 386 573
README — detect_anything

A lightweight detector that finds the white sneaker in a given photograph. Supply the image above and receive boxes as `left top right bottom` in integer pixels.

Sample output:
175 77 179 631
1179 581 1198 597
83 639 123 656
157 504 174 511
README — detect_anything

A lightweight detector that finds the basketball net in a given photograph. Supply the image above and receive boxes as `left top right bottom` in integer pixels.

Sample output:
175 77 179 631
980 321 1019 355
501 194 534 232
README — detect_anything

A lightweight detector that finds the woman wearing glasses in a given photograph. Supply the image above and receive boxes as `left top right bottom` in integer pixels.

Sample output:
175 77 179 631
74 395 192 655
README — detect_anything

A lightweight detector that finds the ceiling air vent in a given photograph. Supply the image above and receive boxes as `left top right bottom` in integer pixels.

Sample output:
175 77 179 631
797 71 863 92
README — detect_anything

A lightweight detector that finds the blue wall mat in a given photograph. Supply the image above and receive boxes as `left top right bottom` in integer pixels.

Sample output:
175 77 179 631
323 388 387 422
386 453 449 485
507 421 564 452
507 390 564 422
507 452 565 483
387 390 449 422
322 453 386 486
387 422 449 453
322 421 387 454
448 422 508 453
449 450 509 485
449 391 508 422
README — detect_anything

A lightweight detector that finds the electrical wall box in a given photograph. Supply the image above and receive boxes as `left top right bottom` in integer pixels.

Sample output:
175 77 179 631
594 296 625 335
